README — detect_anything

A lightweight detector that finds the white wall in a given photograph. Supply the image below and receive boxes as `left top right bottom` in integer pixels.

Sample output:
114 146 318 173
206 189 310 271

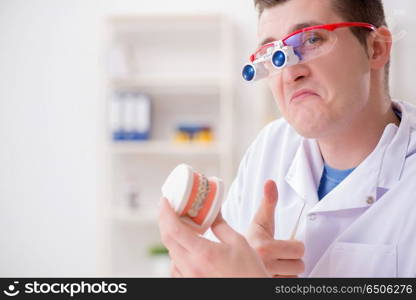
0 0 414 276
0 0 258 277
0 0 104 276
384 0 416 102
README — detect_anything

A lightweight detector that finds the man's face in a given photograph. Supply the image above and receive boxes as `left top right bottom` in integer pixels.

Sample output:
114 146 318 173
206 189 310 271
258 0 372 138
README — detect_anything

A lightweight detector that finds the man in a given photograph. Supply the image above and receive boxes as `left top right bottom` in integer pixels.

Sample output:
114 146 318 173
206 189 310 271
159 0 416 277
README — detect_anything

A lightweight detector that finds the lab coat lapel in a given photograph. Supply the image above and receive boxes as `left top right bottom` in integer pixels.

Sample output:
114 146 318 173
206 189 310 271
377 101 411 190
285 138 323 205
279 139 322 239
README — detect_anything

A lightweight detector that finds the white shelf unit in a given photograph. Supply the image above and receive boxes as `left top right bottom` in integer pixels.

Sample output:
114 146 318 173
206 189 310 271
101 14 235 277
111 141 225 156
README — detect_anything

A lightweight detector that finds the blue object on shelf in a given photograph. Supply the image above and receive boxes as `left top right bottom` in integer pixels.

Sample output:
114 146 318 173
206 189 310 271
127 131 150 141
110 91 152 142
113 129 127 141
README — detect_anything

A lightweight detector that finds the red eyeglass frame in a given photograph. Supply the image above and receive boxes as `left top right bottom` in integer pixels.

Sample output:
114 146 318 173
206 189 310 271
250 22 376 63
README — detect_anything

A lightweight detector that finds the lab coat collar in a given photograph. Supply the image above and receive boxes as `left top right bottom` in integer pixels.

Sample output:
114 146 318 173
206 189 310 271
285 138 323 206
377 101 411 190
284 100 410 213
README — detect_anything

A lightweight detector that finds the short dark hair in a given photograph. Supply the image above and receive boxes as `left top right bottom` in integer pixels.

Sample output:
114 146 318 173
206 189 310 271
254 0 390 91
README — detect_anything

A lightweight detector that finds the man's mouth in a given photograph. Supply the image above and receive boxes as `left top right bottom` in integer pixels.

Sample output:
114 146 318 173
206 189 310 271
290 89 320 103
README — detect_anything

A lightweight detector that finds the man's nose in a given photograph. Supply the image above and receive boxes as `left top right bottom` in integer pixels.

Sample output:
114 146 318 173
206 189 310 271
282 63 310 84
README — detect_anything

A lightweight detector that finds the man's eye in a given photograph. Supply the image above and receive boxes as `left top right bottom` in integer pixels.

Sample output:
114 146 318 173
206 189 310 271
308 36 320 43
305 35 322 45
300 35 324 50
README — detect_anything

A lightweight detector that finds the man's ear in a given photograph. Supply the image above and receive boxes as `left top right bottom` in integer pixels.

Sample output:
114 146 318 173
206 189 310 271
368 26 392 70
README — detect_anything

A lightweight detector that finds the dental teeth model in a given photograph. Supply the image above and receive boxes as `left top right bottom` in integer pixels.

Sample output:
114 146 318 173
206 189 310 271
161 164 224 233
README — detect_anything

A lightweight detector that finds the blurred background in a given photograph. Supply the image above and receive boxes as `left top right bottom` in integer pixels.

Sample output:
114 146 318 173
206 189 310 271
0 0 414 277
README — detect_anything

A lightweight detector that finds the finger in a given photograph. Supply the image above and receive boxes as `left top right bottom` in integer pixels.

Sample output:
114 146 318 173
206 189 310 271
170 263 183 278
159 197 209 251
266 259 305 276
168 250 198 278
251 180 278 237
158 197 188 252
160 228 191 274
256 239 305 260
211 212 244 245
165 238 205 278
273 275 298 278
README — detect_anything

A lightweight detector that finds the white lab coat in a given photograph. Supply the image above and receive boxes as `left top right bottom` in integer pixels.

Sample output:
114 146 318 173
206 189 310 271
215 99 416 277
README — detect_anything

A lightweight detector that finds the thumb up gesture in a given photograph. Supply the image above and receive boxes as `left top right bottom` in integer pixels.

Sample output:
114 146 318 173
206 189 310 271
246 180 305 277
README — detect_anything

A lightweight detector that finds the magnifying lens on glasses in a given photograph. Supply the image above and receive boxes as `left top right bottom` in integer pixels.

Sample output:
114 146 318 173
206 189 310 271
242 22 376 82
242 43 300 82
